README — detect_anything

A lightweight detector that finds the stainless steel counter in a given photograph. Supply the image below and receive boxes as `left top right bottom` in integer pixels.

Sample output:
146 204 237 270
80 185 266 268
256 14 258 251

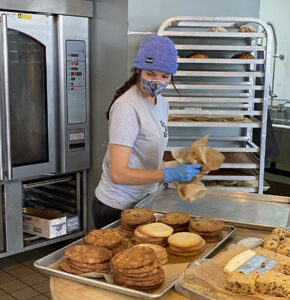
136 186 290 229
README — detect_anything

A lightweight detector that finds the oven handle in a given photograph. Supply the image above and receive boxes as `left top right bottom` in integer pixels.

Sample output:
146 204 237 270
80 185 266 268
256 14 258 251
1 14 12 180
0 15 4 181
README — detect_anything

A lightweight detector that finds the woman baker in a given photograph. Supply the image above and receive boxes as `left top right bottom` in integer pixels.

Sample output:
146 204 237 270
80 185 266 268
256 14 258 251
93 35 200 228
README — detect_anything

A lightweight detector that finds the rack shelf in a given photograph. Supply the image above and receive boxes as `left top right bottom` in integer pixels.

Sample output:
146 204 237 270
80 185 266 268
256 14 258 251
159 16 272 193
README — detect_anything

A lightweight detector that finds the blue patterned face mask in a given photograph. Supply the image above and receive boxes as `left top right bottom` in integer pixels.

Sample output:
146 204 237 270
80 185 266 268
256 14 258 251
140 75 169 98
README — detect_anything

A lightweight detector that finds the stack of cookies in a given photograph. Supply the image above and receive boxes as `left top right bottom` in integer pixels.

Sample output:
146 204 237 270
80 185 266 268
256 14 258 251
159 212 190 232
167 232 206 256
188 216 224 243
134 223 173 246
110 246 164 290
59 244 112 275
133 244 168 264
121 208 156 236
82 229 127 254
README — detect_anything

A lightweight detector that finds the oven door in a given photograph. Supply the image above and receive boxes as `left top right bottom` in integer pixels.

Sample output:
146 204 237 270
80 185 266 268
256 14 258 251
0 13 57 181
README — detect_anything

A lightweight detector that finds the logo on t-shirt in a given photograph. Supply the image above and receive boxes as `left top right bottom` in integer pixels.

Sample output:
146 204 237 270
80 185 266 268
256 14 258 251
160 120 168 138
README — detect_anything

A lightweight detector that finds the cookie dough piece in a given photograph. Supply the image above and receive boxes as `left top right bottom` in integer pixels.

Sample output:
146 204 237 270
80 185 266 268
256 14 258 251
272 227 287 240
264 234 280 244
279 259 290 275
256 271 290 297
263 239 279 252
224 271 259 295
276 243 290 257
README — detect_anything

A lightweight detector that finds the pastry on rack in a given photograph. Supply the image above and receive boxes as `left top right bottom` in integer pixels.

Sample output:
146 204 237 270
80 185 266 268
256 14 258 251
209 26 227 32
238 25 257 33
187 53 209 59
232 52 255 59
192 116 211 122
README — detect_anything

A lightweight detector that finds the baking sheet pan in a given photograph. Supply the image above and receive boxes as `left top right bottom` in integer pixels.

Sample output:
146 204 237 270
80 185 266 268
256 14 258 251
34 214 235 300
135 185 290 230
175 259 216 300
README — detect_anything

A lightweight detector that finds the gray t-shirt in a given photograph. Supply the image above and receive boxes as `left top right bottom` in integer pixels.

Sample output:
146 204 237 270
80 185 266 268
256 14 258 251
95 85 169 210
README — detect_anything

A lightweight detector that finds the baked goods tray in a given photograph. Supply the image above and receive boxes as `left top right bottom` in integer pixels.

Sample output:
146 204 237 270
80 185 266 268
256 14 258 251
175 258 216 300
34 213 236 300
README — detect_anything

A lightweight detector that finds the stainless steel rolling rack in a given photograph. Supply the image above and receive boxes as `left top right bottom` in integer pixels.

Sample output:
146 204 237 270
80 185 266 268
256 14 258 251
159 16 272 193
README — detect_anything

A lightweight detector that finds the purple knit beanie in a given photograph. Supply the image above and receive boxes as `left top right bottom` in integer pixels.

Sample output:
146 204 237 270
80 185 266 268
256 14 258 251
133 35 178 75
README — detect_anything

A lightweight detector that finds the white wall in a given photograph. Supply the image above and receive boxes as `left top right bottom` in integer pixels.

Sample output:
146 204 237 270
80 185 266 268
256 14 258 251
260 0 290 105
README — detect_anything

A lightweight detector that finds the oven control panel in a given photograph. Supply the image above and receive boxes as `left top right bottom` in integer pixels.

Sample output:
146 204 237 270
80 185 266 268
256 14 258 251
66 40 86 124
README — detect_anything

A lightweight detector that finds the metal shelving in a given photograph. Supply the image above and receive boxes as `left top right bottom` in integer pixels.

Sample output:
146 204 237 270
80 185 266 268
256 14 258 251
158 16 272 193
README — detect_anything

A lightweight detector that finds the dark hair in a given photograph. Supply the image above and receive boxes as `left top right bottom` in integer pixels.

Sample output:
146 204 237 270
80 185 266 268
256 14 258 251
106 69 180 120
106 69 139 120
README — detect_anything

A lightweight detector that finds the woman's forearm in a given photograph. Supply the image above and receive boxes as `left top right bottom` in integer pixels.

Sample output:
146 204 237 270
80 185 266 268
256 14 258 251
111 167 164 185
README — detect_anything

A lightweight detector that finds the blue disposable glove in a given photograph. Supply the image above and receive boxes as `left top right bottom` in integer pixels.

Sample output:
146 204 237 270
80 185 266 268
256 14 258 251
163 164 201 183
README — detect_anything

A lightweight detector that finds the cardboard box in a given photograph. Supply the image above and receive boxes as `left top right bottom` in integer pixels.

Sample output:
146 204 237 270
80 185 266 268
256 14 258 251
23 208 67 239
64 214 80 233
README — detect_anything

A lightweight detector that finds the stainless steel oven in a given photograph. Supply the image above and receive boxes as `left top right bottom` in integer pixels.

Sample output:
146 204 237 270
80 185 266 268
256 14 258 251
0 12 90 181
0 8 91 257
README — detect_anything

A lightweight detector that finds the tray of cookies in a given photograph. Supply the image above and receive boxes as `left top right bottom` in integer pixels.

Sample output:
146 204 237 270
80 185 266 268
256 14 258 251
175 227 290 300
34 209 235 300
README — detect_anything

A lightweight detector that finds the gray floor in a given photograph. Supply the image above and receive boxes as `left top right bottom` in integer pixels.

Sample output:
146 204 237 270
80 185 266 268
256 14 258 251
0 245 61 300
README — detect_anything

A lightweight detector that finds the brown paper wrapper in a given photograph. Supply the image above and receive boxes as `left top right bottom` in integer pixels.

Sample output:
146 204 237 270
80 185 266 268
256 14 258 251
179 245 287 300
168 135 225 202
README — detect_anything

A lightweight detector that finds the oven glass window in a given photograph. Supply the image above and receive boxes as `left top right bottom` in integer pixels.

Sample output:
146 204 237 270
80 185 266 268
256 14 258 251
8 29 48 167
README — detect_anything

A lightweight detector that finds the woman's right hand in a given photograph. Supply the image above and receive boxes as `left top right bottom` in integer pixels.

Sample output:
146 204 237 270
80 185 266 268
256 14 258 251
163 164 201 183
